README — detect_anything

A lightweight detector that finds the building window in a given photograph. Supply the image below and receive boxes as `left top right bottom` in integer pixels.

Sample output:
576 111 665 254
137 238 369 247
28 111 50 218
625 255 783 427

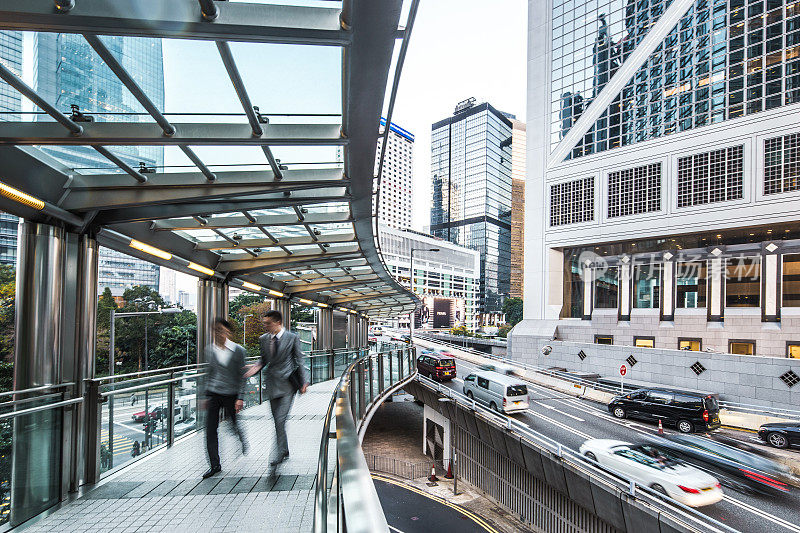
787 343 800 359
764 133 800 195
594 335 613 345
678 338 702 351
634 336 655 348
549 177 594 226
561 255 583 318
676 261 707 308
633 263 661 309
607 163 661 218
783 254 800 307
677 146 744 207
726 257 761 307
729 340 755 356
594 266 618 309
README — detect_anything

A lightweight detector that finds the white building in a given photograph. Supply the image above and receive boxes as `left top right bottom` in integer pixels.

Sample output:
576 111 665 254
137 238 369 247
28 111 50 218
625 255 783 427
374 118 414 230
379 224 480 331
514 0 800 360
159 267 177 304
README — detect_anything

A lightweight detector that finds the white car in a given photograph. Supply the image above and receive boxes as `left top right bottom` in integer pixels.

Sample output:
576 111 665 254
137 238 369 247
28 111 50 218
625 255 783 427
579 439 723 507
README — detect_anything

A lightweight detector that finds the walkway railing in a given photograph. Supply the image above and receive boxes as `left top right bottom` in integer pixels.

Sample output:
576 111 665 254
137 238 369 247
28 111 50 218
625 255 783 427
314 345 417 533
0 346 373 531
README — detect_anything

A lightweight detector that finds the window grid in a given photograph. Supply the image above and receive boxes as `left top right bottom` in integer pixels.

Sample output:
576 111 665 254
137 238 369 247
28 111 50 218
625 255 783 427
550 177 595 226
677 145 743 207
764 132 800 194
607 163 661 218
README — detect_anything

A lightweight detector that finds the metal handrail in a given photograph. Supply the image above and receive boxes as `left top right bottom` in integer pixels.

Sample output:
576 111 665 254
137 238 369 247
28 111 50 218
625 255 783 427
98 374 205 398
0 382 75 398
419 376 739 533
0 397 84 420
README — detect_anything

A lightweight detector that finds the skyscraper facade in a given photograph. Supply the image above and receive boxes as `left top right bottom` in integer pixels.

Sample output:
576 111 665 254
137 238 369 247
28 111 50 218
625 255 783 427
34 33 163 294
375 118 414 229
431 100 513 324
515 0 800 359
0 30 23 267
510 119 527 299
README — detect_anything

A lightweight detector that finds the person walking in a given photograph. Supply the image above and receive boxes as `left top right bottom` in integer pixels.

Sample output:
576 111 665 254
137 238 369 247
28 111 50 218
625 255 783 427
202 318 248 479
244 309 308 468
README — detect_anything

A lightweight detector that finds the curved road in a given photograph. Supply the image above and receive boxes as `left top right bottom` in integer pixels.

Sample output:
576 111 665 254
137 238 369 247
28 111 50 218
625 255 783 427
417 339 800 533
372 475 500 533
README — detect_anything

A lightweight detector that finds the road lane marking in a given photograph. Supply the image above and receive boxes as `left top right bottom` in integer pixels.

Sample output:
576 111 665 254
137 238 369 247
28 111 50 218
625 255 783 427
525 409 593 440
389 527 407 533
723 495 800 532
533 401 585 422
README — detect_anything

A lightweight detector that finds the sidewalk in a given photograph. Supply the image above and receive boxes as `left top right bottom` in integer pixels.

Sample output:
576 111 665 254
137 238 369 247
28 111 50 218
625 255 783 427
22 380 337 533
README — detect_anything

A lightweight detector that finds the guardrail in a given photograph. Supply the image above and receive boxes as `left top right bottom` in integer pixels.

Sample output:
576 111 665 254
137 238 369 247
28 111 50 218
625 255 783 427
314 346 417 533
415 334 800 423
415 375 739 533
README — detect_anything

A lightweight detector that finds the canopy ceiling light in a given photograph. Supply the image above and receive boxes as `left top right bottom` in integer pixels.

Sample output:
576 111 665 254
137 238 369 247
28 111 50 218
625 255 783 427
0 182 45 210
130 239 172 261
187 262 215 276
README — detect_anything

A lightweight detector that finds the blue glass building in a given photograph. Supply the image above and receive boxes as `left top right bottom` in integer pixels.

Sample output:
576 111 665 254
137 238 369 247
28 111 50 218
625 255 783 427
0 30 23 267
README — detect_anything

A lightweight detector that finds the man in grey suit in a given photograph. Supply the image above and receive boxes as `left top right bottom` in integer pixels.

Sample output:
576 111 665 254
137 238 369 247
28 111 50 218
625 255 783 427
244 309 308 466
202 319 248 479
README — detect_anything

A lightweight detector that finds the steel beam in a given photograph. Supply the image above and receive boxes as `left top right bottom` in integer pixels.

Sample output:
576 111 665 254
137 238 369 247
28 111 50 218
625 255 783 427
194 231 356 251
285 277 381 296
0 0 348 45
94 196 344 223
151 210 351 231
219 252 365 275
0 122 345 146
330 293 389 305
547 0 696 166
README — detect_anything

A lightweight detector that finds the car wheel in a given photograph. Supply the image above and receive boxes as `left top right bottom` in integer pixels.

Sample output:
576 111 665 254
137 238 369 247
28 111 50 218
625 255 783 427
650 484 668 496
466 391 473 400
677 420 694 433
612 407 626 419
768 432 789 449
584 451 597 462
489 402 499 412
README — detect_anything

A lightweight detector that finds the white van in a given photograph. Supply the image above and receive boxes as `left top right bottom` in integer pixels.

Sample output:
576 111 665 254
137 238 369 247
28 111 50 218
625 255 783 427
462 371 529 414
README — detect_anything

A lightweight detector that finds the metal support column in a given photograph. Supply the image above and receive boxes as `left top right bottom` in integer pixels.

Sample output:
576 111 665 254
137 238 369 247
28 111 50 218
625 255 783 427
275 298 291 330
316 307 333 351
197 279 229 363
346 314 357 349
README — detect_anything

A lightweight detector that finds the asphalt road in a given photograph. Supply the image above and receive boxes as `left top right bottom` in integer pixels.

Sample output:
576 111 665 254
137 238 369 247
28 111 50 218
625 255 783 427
423 343 800 533
373 475 499 533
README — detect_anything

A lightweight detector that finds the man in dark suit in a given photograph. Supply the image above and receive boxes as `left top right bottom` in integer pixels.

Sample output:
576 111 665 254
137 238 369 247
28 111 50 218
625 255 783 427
202 318 248 479
244 309 308 466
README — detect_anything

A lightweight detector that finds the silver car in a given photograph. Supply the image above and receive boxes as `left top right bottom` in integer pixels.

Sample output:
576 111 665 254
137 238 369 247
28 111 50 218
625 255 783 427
462 371 529 414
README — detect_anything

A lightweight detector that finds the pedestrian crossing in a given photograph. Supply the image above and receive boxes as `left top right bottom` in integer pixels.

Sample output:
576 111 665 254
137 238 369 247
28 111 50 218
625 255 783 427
101 428 135 455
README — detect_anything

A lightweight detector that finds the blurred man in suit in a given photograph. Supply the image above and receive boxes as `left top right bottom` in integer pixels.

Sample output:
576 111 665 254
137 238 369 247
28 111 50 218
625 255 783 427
202 319 248 479
244 309 308 467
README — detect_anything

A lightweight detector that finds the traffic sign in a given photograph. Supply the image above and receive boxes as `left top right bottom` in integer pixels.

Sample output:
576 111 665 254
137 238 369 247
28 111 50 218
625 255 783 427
619 364 627 376
619 364 627 394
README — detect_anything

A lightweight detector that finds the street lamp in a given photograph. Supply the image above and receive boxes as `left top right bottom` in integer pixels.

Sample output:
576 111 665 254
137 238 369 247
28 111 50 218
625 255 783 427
409 247 440 342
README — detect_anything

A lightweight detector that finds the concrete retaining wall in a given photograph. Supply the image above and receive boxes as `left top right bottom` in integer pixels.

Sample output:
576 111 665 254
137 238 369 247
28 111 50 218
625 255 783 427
509 321 800 409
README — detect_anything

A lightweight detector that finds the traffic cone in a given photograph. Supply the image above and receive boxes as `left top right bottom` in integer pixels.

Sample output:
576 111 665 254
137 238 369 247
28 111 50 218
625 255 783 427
658 419 663 434
444 460 454 479
428 463 439 482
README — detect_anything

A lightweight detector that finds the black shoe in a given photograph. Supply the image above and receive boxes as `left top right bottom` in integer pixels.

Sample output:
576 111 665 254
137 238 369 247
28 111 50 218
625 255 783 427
202 466 221 479
269 452 289 466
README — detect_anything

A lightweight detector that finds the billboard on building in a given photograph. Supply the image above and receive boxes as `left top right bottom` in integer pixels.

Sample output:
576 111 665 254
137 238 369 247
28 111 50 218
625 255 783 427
415 296 466 330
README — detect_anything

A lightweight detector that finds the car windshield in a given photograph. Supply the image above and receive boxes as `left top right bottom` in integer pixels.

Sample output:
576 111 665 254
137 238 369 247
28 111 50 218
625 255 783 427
439 359 455 367
507 385 528 396
618 445 682 470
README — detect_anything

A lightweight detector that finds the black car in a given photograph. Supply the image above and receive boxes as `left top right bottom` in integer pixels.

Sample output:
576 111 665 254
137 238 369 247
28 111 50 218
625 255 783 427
647 434 797 494
758 422 800 449
608 388 721 433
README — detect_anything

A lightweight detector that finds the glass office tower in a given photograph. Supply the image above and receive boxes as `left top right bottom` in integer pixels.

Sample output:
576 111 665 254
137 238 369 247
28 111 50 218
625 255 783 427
34 33 163 292
0 31 23 267
430 101 513 325
517 0 800 358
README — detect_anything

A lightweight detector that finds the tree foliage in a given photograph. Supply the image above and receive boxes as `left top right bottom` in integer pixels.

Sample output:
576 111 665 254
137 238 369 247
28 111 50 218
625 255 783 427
503 297 523 326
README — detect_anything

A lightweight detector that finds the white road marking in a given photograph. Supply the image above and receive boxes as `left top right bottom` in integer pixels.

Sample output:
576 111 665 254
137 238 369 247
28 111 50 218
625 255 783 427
723 495 800 532
526 409 593 440
389 526 407 533
533 401 585 422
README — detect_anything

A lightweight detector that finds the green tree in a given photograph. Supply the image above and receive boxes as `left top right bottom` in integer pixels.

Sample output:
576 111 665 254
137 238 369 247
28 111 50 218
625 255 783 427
230 292 267 317
0 265 15 368
95 287 118 377
503 297 523 326
291 302 314 328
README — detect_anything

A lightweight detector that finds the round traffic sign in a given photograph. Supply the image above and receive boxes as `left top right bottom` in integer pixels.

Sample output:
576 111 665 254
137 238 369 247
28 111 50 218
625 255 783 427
619 364 627 376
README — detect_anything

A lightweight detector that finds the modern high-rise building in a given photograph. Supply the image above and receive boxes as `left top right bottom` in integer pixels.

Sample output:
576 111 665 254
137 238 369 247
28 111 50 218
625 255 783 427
510 119 527 299
379 224 480 331
374 118 414 230
34 33 164 295
431 99 513 324
0 30 23 268
515 0 800 359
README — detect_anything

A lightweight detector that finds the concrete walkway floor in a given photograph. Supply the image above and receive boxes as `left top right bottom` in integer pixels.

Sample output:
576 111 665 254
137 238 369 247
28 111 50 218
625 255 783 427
21 380 337 533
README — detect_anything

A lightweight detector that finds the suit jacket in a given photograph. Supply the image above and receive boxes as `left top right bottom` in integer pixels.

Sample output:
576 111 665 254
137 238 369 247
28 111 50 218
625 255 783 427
203 341 247 399
259 329 308 399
